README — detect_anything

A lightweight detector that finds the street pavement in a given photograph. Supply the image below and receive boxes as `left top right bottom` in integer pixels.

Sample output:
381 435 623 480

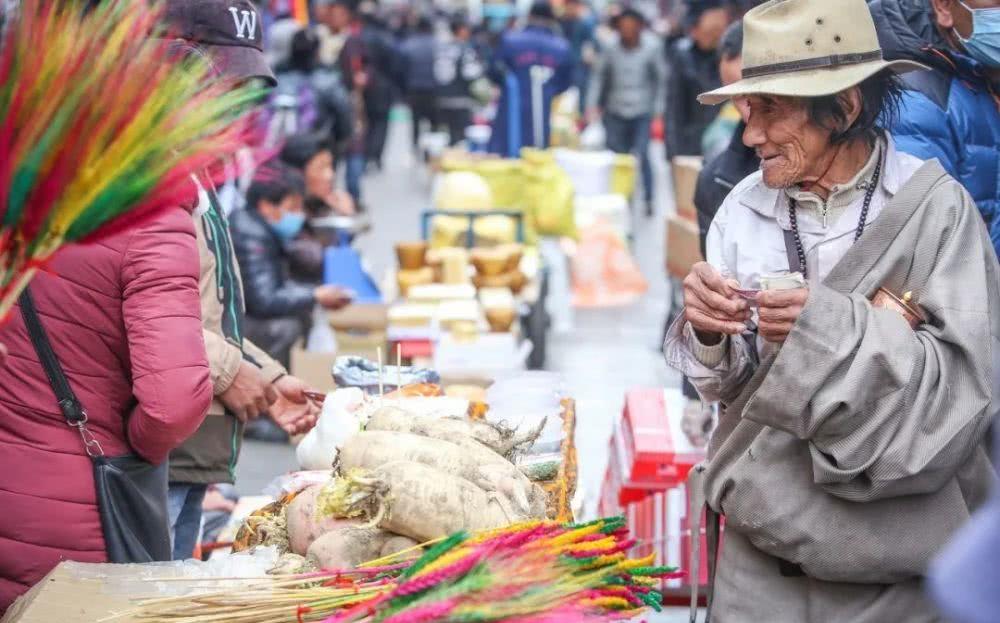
236 109 690 621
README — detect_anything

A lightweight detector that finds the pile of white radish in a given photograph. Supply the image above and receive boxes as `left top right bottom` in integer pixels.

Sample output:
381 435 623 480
282 405 549 571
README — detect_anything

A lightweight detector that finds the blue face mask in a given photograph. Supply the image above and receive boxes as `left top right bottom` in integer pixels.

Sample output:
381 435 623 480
957 1 1000 68
270 212 306 242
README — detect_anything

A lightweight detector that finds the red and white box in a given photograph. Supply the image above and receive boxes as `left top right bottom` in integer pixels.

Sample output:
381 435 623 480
605 388 705 506
625 485 714 599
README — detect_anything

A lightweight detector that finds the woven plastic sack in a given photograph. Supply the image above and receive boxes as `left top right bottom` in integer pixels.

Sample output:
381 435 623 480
522 148 577 239
610 153 638 199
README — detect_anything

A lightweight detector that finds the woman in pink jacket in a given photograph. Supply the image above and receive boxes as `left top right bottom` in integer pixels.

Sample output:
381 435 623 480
0 204 213 611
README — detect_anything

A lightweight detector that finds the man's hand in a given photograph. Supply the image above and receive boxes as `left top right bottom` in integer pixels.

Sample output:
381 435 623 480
220 361 278 422
757 288 809 343
270 375 321 435
271 398 320 436
314 285 352 310
683 262 750 341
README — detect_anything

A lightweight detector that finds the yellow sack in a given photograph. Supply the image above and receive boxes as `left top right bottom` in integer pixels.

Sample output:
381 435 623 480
610 154 638 199
434 171 493 211
439 156 535 244
522 148 577 239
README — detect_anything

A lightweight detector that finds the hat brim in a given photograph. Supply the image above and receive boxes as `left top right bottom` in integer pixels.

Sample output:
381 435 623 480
697 59 929 105
203 43 277 87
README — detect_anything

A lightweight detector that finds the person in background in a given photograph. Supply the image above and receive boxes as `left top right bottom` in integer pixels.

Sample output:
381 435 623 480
278 133 357 284
560 0 599 115
587 7 667 217
281 132 356 218
356 1 399 168
693 19 755 254
869 0 1000 257
679 19 755 447
231 162 353 373
487 1 574 156
664 0 731 158
163 1 321 559
400 15 440 151
699 21 745 162
435 15 485 145
268 27 354 155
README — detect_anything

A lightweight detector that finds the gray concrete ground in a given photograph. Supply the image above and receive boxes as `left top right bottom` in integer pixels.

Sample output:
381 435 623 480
236 109 689 621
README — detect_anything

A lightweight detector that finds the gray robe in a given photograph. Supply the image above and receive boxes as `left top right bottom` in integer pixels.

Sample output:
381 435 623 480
700 162 1000 622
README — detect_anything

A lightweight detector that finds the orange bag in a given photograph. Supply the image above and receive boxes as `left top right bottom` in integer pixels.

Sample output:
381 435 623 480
571 220 648 308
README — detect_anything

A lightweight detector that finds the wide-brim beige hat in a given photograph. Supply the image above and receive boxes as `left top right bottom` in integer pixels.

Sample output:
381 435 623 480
698 0 928 105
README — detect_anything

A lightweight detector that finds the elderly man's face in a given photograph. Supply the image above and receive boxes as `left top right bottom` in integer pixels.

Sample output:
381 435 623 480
740 94 836 189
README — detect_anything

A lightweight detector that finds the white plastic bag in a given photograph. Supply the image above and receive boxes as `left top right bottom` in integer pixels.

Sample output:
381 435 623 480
306 306 337 353
579 122 606 150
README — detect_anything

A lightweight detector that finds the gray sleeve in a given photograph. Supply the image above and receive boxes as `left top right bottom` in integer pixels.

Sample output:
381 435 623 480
586 50 606 112
651 44 668 119
664 318 757 405
744 183 999 502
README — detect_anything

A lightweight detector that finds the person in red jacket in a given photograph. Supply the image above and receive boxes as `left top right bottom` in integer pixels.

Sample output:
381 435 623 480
0 203 213 610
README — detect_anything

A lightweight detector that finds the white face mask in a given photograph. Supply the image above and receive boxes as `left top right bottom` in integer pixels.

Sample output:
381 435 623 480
955 1 1000 69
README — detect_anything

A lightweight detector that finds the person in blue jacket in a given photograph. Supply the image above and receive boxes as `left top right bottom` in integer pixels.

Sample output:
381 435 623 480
869 0 1000 255
487 1 574 157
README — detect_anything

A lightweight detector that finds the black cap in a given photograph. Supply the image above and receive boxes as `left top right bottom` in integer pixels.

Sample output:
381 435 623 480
163 0 276 86
529 1 556 21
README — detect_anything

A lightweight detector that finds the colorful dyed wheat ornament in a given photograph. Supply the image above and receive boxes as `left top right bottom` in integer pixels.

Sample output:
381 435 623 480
0 0 260 319
120 517 681 623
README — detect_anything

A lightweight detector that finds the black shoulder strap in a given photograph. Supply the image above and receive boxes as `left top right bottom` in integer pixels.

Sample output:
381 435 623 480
783 229 802 274
19 288 88 425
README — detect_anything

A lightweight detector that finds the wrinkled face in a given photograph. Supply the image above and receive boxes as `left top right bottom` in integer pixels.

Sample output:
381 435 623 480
305 150 336 199
740 94 835 189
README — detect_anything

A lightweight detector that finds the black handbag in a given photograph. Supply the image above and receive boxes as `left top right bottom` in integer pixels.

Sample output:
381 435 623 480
19 288 172 563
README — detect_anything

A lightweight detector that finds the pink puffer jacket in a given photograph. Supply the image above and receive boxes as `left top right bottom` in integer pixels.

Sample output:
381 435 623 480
0 205 213 612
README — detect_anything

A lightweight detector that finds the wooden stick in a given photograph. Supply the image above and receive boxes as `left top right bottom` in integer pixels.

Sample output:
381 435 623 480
377 346 384 399
396 342 402 391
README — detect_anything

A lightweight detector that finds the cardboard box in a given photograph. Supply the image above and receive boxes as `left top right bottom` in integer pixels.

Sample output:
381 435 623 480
3 561 174 622
666 215 703 279
670 156 703 223
326 303 389 331
290 342 338 393
335 330 388 360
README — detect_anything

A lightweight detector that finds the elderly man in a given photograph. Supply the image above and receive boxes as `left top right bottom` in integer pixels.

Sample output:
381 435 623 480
664 0 1000 620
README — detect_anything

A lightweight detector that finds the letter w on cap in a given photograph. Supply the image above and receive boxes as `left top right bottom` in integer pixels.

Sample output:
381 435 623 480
228 6 257 40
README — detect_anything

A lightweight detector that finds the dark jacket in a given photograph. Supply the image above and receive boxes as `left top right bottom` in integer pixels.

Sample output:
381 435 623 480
487 23 574 156
400 32 438 93
870 0 1000 255
664 37 721 158
273 67 355 149
230 208 316 319
693 120 759 256
338 25 399 116
435 39 485 109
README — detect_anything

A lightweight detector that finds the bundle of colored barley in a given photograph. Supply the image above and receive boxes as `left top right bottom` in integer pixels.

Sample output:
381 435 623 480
0 0 259 320
118 517 681 623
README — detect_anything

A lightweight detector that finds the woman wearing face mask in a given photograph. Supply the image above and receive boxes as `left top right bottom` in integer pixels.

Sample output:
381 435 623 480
280 133 356 218
230 162 352 368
